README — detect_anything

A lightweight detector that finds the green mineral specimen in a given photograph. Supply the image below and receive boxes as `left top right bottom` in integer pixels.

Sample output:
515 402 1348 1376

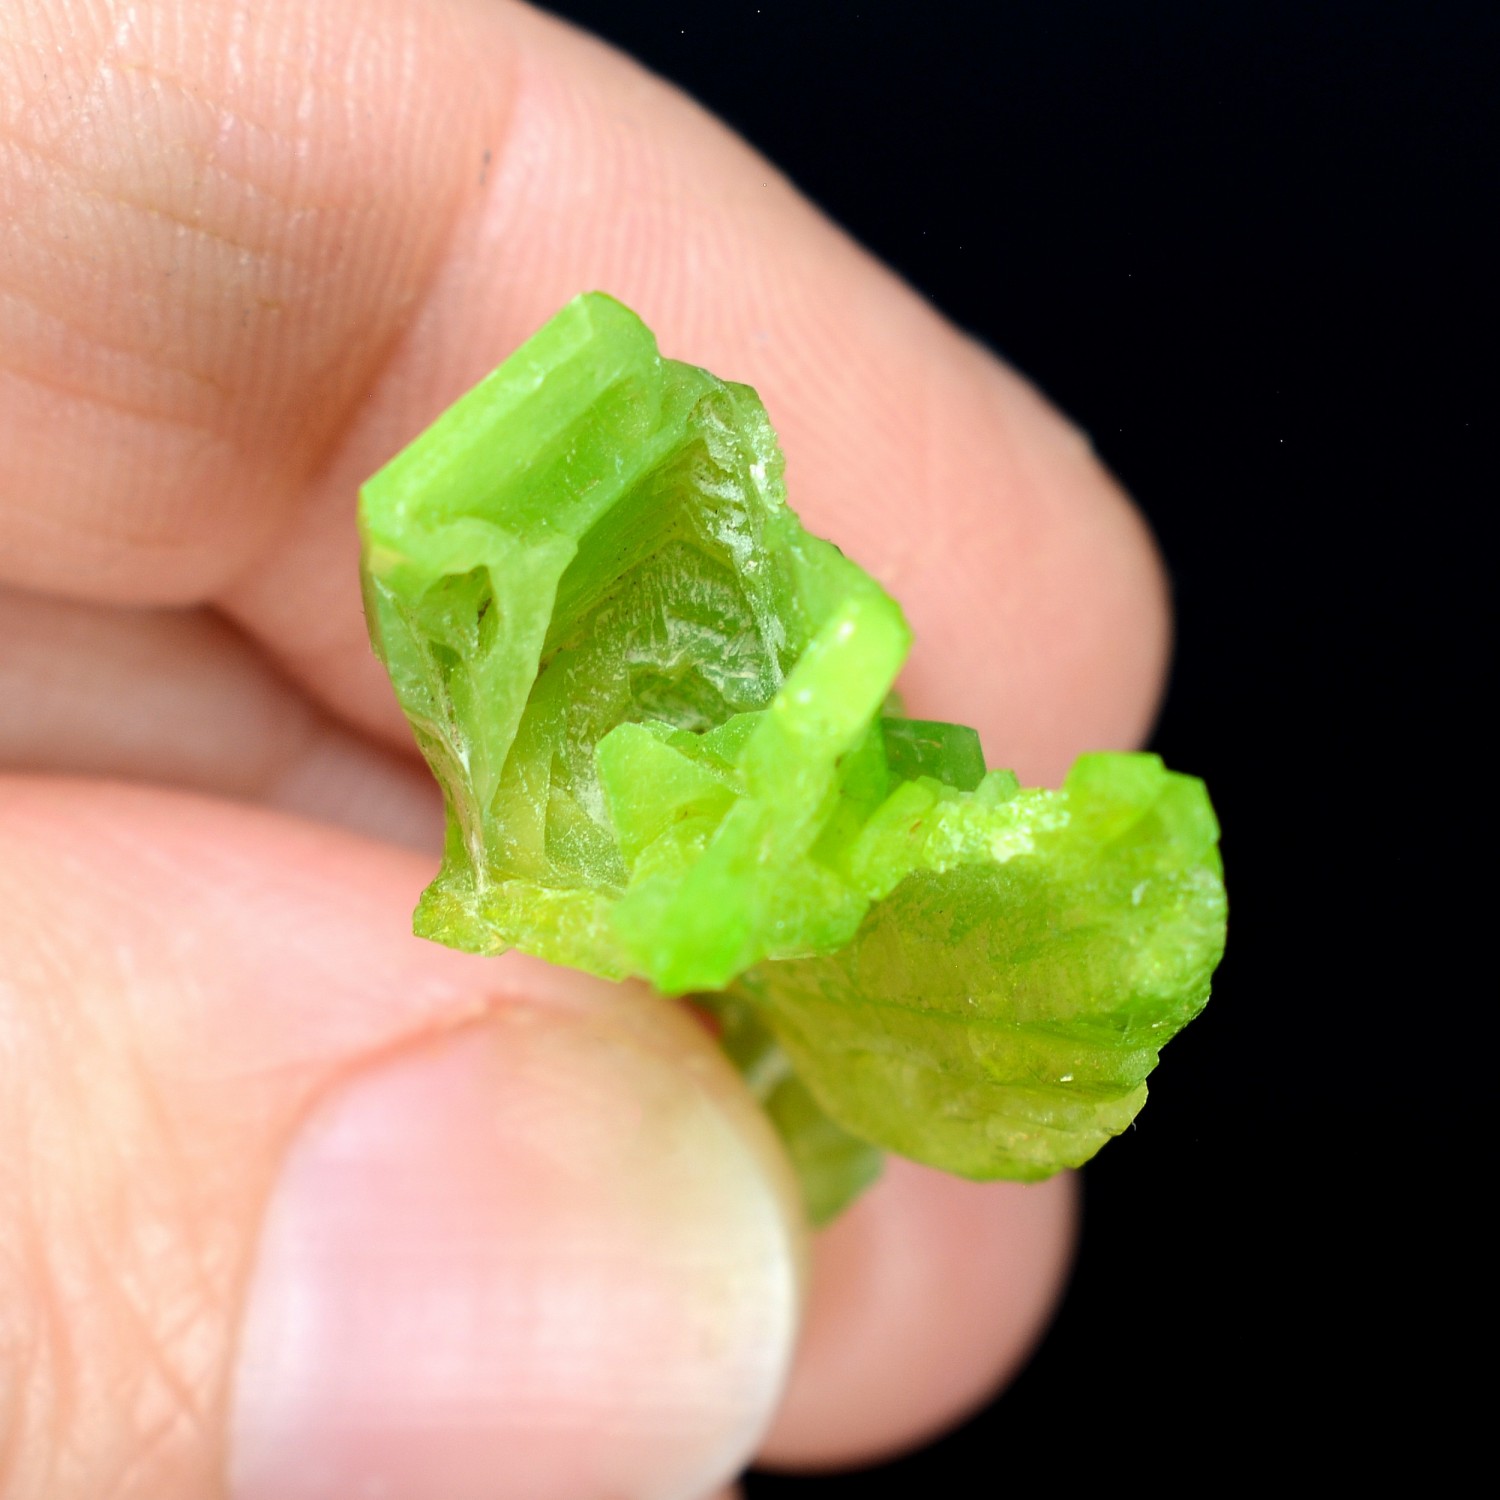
359 292 1226 1221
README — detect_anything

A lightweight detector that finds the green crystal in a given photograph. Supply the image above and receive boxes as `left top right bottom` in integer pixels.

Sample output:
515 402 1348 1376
735 752 1224 1181
709 992 884 1226
360 292 1226 1216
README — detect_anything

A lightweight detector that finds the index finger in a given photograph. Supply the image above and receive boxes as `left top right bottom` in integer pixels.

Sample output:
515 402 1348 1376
0 0 1166 785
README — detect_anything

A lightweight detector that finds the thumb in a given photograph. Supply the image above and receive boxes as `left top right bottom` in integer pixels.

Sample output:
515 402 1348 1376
0 780 803 1500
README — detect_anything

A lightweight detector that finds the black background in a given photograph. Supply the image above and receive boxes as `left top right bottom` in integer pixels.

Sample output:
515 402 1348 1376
540 2 1486 1487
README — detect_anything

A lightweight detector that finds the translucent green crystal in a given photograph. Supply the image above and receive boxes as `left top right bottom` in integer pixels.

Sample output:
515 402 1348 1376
709 992 884 1226
359 292 1226 1215
734 752 1224 1180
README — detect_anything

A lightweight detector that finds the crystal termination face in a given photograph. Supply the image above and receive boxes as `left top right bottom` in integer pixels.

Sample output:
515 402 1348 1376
359 293 1226 1217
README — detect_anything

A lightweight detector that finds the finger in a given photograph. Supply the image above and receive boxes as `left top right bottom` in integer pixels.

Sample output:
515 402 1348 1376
0 584 441 849
758 1162 1077 1470
0 0 499 603
0 780 803 1500
2 0 1166 785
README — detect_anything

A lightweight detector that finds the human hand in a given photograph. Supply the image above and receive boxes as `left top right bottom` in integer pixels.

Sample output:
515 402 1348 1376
0 3 1170 1496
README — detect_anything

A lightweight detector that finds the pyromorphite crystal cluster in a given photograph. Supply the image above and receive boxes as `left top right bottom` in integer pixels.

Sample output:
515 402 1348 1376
359 292 1226 1221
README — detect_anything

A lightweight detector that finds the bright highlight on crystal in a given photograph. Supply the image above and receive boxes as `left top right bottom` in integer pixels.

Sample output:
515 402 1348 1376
359 293 1226 1221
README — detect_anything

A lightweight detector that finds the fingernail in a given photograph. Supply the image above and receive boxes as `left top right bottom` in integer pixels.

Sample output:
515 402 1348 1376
228 996 803 1500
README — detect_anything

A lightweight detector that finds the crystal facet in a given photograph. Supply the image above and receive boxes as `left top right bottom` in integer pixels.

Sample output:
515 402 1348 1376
360 293 1226 1217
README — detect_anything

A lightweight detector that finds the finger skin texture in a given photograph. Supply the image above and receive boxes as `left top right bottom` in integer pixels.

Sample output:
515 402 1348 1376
0 0 499 603
0 781 803 1500
0 0 1168 787
760 1161 1078 1470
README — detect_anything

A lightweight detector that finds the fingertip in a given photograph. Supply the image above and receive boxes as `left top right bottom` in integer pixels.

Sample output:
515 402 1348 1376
230 991 806 1500
759 1159 1078 1471
1 783 804 1499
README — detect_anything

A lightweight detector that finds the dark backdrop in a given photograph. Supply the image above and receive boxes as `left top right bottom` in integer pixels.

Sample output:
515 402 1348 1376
541 2 1487 1487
